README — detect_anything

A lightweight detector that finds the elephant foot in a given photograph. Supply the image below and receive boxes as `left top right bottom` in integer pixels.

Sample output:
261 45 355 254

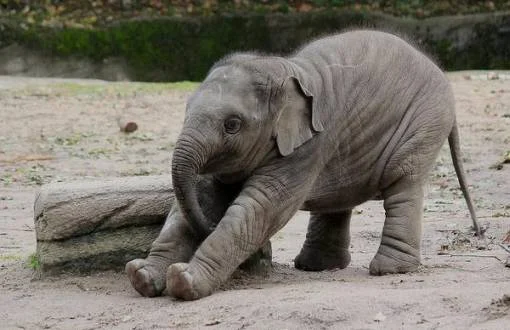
239 241 273 275
167 263 212 301
369 250 420 275
294 246 351 271
126 259 167 297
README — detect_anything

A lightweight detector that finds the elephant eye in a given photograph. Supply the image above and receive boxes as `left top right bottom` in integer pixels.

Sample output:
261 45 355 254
224 116 242 134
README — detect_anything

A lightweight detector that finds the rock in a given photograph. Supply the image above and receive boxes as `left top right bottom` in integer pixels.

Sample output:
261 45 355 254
34 175 174 276
117 117 138 133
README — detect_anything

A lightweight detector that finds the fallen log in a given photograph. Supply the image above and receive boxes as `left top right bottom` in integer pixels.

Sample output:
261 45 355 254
34 175 174 276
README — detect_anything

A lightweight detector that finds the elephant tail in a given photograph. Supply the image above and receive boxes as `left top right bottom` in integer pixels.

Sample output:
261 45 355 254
448 123 482 236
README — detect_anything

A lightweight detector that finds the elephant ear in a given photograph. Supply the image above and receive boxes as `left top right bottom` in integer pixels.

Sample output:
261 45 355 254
274 77 322 157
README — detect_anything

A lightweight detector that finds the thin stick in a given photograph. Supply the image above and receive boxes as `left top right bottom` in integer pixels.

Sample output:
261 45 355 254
439 253 503 262
0 155 55 164
499 243 510 254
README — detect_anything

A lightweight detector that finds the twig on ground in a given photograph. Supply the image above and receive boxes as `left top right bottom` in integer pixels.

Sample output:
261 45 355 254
0 155 55 164
498 243 510 254
0 227 34 232
438 253 504 262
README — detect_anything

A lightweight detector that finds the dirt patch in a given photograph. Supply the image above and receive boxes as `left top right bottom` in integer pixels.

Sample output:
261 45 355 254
1 72 509 329
483 294 510 320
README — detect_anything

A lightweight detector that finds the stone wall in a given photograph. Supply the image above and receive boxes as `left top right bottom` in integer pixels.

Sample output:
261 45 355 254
0 10 509 81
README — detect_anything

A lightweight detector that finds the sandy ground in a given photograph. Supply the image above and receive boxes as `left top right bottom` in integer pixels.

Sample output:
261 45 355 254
0 72 509 329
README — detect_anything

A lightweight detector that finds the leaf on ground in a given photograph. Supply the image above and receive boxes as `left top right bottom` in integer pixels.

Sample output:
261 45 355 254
489 151 510 170
503 151 510 164
205 320 221 326
502 230 510 245
374 312 386 322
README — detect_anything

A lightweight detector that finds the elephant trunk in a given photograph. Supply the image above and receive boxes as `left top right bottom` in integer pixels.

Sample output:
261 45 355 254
171 134 214 240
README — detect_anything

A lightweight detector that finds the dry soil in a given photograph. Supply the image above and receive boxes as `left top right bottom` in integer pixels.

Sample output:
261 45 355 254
0 72 509 329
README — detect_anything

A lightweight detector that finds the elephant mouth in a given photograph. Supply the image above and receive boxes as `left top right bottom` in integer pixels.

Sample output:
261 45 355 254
199 156 249 184
200 153 249 183
200 152 229 174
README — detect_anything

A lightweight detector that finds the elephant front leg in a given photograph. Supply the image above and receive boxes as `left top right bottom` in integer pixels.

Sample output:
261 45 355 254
369 182 423 275
167 188 301 300
294 210 352 271
126 206 197 297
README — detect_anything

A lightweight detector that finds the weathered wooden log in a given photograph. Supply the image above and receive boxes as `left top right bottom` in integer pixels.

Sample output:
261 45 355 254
34 175 174 276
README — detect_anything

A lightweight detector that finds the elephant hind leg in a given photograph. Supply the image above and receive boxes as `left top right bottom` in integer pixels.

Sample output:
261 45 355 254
369 181 423 275
126 206 197 297
294 210 352 271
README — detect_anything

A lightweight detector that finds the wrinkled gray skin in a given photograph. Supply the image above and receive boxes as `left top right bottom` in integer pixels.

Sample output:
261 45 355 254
145 30 481 300
126 176 271 297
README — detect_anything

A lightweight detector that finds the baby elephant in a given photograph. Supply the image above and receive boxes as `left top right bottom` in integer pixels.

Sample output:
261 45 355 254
130 30 481 300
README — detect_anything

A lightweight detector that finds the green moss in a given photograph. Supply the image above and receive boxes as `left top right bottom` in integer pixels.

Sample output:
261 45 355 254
27 253 40 270
427 23 510 70
3 11 509 81
165 81 199 91
53 81 197 94
18 81 198 97
52 83 106 94
0 254 22 261
12 15 273 81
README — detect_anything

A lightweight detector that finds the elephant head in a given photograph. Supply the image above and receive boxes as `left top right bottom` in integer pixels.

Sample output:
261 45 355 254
171 55 325 239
